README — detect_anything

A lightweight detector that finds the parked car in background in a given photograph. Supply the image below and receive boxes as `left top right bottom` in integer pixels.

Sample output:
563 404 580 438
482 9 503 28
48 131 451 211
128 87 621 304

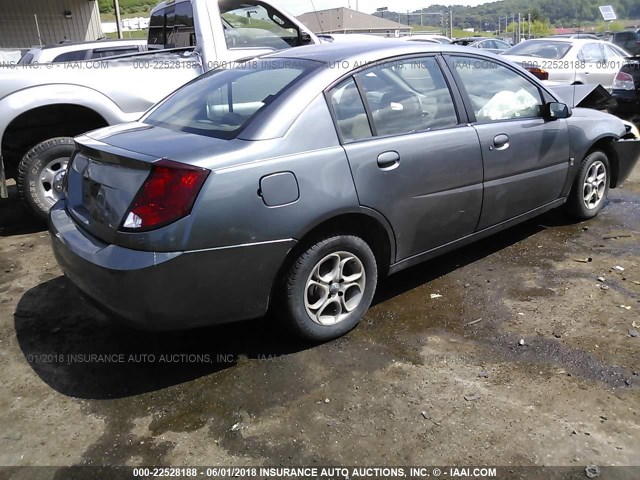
0 49 27 65
0 0 319 219
400 36 440 44
407 34 452 44
17 39 147 65
503 38 630 90
453 37 511 54
549 34 599 40
609 30 640 56
50 41 640 341
611 58 640 120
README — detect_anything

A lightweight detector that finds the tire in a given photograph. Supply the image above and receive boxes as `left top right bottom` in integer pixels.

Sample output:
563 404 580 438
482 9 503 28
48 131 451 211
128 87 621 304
278 235 378 341
17 137 75 220
566 150 610 220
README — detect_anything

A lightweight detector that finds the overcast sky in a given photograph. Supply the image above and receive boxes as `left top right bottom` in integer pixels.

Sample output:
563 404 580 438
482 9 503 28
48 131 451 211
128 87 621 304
276 0 491 16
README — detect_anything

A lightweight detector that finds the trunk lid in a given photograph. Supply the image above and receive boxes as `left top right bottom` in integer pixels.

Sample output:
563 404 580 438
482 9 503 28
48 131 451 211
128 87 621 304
65 134 157 244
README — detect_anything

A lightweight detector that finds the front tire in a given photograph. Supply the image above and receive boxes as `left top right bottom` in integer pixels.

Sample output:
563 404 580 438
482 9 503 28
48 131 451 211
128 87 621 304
278 235 378 341
566 150 610 220
17 137 75 220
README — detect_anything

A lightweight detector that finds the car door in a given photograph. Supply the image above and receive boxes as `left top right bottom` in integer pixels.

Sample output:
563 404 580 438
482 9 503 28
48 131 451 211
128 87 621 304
328 56 484 261
447 54 570 229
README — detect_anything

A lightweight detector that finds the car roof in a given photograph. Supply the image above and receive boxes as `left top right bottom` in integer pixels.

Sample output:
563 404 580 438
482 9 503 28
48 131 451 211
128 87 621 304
36 38 145 51
266 39 477 64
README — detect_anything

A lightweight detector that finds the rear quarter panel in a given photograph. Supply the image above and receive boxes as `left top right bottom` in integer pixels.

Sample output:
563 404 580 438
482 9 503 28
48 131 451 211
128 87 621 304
184 94 360 251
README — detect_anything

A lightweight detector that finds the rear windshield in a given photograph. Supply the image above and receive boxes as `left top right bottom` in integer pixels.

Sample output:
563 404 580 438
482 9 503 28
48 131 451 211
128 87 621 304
144 59 318 139
504 40 572 59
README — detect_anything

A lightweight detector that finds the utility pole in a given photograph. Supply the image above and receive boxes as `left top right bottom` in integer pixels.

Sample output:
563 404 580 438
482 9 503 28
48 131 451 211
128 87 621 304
528 12 531 39
114 0 123 39
450 11 453 39
518 12 521 43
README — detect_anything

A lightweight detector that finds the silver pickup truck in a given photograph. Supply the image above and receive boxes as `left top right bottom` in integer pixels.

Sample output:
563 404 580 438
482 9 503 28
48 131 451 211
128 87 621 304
0 0 318 217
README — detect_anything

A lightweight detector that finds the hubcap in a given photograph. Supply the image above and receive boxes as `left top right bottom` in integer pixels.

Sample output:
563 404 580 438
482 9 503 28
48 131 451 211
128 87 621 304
304 251 366 326
38 157 69 207
583 161 606 210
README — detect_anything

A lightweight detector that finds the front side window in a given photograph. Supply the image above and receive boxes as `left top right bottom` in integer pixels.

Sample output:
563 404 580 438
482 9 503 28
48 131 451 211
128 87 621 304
144 59 317 139
222 4 300 50
354 57 458 136
450 56 542 122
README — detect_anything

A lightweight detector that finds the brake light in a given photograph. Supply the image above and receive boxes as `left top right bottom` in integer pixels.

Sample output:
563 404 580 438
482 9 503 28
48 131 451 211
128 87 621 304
527 67 549 81
612 71 635 90
121 159 209 231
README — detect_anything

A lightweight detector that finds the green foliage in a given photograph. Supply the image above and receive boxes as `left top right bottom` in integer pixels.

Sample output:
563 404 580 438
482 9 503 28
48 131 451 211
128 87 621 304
386 0 637 31
98 0 157 15
595 20 624 32
505 19 551 35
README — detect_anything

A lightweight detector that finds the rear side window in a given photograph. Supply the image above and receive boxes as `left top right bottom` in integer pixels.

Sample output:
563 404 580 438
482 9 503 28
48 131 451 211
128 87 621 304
329 78 372 143
504 40 571 59
53 50 89 62
450 56 542 122
578 43 605 63
144 60 317 139
148 8 166 48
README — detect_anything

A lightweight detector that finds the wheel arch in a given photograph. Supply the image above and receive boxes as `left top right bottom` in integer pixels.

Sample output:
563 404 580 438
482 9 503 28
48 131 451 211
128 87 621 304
0 85 131 175
267 209 396 312
585 136 621 188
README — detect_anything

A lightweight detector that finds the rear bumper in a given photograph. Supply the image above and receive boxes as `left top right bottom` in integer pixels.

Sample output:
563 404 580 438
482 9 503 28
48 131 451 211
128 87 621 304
610 90 640 117
611 138 640 188
49 202 296 330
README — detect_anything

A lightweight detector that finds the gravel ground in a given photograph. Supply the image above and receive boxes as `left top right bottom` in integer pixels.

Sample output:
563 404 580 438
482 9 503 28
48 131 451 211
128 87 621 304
0 162 639 477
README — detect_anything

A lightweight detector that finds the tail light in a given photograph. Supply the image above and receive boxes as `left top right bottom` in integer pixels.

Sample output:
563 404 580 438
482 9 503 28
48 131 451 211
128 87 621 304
527 67 549 81
121 159 209 232
612 71 635 90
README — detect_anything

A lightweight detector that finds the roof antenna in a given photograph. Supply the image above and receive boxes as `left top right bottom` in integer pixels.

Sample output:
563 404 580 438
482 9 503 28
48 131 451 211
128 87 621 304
309 0 323 33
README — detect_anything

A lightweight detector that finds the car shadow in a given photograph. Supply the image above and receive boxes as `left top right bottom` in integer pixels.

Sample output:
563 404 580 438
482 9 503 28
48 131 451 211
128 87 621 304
373 208 582 304
14 208 579 400
0 184 46 236
14 277 309 400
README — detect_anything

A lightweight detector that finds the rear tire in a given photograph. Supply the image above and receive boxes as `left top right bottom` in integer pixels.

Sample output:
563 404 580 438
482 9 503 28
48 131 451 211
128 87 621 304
566 150 610 220
278 235 378 341
17 137 75 220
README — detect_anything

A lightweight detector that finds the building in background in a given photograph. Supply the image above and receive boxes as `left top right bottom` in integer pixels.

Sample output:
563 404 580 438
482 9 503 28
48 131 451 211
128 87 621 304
0 0 103 48
298 7 410 37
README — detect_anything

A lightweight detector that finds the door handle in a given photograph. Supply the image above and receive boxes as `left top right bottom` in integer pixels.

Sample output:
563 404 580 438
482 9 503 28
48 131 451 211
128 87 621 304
492 134 510 151
377 151 400 170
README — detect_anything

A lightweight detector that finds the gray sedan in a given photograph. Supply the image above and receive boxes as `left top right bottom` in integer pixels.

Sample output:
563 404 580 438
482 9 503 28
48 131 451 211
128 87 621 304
50 41 640 341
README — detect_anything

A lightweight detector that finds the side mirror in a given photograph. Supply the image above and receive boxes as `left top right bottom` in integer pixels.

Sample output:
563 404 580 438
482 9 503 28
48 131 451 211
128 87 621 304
300 31 314 46
544 102 571 120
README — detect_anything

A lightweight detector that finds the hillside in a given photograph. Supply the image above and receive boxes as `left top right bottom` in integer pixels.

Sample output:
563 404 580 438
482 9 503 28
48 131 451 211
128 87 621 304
99 0 640 30
381 0 639 31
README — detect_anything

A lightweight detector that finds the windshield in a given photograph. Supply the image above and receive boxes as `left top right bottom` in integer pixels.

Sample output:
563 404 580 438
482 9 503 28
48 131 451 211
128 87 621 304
143 59 319 139
504 40 572 59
